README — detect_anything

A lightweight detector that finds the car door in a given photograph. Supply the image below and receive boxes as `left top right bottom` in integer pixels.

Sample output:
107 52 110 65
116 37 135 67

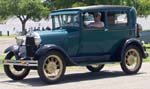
78 11 108 56
77 10 131 62
104 10 131 54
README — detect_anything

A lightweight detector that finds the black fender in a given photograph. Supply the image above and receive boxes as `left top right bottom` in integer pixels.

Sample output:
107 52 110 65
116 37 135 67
121 38 146 59
34 44 76 65
4 45 19 54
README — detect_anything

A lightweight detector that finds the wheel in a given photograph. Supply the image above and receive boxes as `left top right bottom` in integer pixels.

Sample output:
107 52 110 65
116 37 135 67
37 51 66 84
86 64 104 72
4 52 30 80
120 45 142 74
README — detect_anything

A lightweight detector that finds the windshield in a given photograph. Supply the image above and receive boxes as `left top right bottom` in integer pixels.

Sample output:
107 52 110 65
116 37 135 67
52 14 80 29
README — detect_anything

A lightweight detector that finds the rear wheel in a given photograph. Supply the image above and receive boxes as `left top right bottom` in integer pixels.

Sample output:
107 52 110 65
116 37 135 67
37 51 66 84
4 52 30 80
86 64 104 72
120 45 142 74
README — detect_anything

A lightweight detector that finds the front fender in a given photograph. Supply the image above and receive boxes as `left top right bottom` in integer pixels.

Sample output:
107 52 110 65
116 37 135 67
34 44 75 65
35 44 65 57
4 45 19 53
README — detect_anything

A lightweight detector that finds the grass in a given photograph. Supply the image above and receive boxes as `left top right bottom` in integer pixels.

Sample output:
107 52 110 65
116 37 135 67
144 43 150 62
0 35 16 38
0 55 5 71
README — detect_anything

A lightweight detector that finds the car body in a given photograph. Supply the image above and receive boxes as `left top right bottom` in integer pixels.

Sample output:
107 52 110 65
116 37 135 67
3 5 148 84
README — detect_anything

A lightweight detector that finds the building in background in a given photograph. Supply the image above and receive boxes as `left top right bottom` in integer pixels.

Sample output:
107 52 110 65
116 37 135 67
0 17 52 35
0 16 150 35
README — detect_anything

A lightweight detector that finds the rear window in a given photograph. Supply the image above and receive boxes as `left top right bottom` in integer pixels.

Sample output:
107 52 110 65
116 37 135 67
107 12 128 27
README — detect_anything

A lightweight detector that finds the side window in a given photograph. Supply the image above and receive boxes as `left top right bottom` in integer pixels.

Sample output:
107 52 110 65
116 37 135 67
107 12 128 27
83 12 105 29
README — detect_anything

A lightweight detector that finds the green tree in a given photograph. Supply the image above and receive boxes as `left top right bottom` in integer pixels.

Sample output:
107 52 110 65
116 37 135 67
0 0 49 34
52 0 150 16
0 0 10 22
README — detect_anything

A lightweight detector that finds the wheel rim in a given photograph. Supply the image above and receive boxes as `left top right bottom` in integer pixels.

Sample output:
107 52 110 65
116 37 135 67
125 48 140 71
90 64 102 68
8 56 27 76
43 55 63 80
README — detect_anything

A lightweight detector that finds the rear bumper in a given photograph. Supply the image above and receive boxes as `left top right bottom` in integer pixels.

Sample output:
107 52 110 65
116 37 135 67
144 52 149 58
143 46 149 58
3 60 38 67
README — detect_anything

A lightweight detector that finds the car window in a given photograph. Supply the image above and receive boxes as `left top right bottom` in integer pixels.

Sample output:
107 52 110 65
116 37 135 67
83 12 105 29
107 12 128 27
84 13 94 26
52 14 80 30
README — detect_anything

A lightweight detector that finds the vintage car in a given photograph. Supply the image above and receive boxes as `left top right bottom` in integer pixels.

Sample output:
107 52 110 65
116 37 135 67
3 5 148 84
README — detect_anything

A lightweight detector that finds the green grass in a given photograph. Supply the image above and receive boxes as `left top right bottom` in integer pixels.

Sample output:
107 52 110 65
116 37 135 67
0 55 5 72
0 54 5 59
144 57 150 62
0 35 16 38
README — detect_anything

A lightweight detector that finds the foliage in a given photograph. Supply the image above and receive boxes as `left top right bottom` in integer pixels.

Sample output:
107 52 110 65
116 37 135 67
0 0 49 34
0 0 150 34
51 0 150 16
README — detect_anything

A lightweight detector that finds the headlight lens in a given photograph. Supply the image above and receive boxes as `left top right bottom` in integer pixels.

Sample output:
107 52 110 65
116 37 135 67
26 31 41 46
16 36 25 46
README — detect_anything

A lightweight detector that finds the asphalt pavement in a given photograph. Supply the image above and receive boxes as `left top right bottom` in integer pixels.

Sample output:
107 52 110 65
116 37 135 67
0 63 150 89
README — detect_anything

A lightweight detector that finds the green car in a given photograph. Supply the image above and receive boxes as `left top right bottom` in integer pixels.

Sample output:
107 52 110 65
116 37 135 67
3 5 148 84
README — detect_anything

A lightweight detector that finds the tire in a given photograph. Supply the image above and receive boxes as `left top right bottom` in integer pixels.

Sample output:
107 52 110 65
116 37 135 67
4 52 30 80
86 64 104 72
37 51 66 84
120 45 142 74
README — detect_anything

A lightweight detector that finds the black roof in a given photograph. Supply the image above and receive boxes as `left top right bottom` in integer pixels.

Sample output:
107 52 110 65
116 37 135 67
53 5 132 12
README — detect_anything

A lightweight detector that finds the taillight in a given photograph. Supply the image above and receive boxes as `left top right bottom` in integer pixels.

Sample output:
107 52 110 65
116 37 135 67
136 23 142 38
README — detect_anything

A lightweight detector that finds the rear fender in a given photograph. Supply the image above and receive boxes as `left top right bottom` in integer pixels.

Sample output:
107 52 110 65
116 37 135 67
121 38 146 60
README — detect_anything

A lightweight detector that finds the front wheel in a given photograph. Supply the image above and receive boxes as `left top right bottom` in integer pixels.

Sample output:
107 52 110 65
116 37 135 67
4 52 30 80
86 64 104 72
37 51 66 84
120 45 142 74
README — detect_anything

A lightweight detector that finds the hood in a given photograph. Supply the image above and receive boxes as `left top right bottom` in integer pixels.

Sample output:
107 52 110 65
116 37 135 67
36 29 68 45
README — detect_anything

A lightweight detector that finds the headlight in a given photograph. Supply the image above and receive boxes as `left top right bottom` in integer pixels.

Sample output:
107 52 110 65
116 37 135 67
26 31 41 46
16 36 25 46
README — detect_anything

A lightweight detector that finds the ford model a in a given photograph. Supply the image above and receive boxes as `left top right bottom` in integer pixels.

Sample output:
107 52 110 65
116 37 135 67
3 5 148 84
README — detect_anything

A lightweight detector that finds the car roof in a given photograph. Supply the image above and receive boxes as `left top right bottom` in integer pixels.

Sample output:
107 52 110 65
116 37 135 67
69 5 131 10
52 5 132 12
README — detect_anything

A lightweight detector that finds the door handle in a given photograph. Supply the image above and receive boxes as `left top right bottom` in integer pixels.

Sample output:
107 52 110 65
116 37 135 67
105 29 108 31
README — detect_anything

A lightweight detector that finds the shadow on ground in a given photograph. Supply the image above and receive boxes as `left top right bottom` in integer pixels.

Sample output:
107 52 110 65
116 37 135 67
1 70 145 87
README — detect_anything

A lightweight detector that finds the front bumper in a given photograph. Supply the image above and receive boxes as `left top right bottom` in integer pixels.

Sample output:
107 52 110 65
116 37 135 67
3 60 38 67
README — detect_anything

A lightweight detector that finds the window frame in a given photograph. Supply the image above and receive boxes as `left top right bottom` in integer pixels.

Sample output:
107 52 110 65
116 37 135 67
82 10 106 30
106 11 129 29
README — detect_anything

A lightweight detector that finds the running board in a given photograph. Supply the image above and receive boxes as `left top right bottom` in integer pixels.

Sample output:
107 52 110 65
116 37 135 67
3 60 38 67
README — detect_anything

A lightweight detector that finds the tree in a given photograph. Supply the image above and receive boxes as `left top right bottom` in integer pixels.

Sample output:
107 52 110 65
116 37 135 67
0 0 10 22
51 0 150 17
0 0 49 34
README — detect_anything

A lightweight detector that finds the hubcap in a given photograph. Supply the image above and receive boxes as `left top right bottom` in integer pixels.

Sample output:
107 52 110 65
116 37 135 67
125 48 140 71
43 55 63 80
91 64 102 68
127 55 136 66
46 62 57 74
